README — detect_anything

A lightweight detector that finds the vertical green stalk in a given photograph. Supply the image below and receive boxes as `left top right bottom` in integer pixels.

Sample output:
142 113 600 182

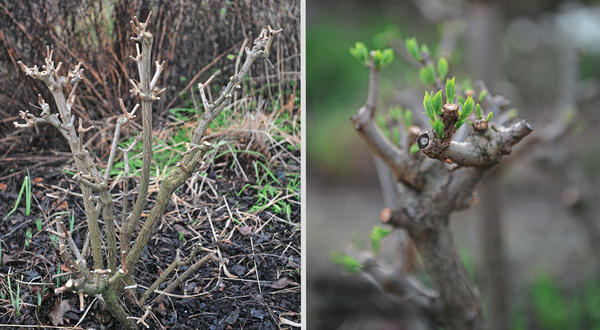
25 169 31 216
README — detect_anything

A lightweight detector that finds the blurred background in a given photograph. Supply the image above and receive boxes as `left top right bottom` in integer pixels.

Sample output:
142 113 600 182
307 0 600 329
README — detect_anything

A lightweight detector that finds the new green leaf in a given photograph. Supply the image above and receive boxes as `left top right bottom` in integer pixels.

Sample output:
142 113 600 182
331 253 361 274
433 90 442 115
432 118 445 139
460 96 475 121
438 57 448 80
374 48 394 69
446 77 455 104
371 226 392 255
423 91 435 120
419 64 436 85
410 143 420 154
393 127 400 146
405 37 421 61
461 78 473 91
478 90 487 102
377 114 386 129
349 42 369 67
475 103 482 119
389 106 403 121
404 110 413 128
486 112 494 121
455 118 467 130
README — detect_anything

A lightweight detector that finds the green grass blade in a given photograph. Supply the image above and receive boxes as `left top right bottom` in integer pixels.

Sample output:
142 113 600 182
3 177 27 220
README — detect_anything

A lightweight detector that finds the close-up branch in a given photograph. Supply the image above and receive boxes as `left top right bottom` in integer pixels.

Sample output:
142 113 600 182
349 51 533 328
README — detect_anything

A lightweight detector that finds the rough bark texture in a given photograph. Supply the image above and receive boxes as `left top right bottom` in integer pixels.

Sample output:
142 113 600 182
410 224 483 329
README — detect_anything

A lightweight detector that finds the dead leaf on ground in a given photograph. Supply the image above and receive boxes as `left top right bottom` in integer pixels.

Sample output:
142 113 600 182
33 177 44 183
271 277 297 289
57 200 69 210
238 225 253 236
0 183 7 191
49 300 71 326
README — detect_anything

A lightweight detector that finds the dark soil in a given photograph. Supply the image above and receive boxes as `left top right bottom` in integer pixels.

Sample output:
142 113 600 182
0 138 300 329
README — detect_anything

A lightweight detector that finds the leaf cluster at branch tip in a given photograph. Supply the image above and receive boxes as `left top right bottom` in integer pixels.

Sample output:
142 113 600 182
349 41 369 67
349 42 394 69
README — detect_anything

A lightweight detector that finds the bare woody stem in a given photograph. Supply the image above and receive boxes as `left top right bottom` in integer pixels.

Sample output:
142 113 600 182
124 12 166 248
149 252 219 306
17 56 107 270
418 120 532 167
410 222 484 329
124 26 282 273
351 55 423 189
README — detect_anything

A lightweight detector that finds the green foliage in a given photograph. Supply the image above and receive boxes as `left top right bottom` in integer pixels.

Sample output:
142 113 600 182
392 127 400 146
475 103 483 119
7 274 21 317
373 48 394 69
35 218 42 232
461 78 473 91
370 226 392 255
55 266 61 287
245 160 297 222
437 57 448 80
331 252 361 274
349 41 370 67
405 37 421 61
486 112 494 122
25 228 32 247
424 90 445 137
460 96 475 119
432 118 445 139
350 42 394 69
531 275 569 330
373 25 401 49
69 211 75 233
446 77 455 104
478 90 487 102
389 106 403 121
456 96 475 130
377 114 387 129
409 143 420 155
25 169 31 216
4 173 32 220
419 64 436 85
423 91 435 120
432 90 442 116
404 110 413 128
420 44 430 56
